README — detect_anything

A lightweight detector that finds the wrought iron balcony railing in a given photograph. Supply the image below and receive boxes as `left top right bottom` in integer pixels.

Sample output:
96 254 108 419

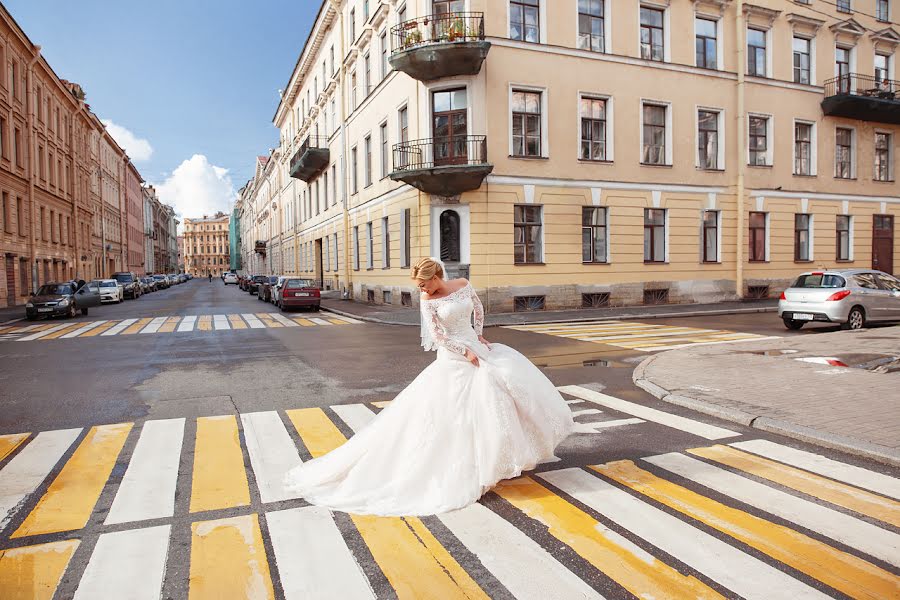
391 12 485 53
824 73 898 99
392 135 488 173
822 73 899 125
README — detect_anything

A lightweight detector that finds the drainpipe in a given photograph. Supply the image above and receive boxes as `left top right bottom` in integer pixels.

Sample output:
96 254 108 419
330 0 352 298
735 0 746 299
26 47 41 292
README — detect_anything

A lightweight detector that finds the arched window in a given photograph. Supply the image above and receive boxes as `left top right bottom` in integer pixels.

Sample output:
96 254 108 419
439 209 460 262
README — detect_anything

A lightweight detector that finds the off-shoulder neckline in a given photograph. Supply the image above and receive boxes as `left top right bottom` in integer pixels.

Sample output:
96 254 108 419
422 280 470 302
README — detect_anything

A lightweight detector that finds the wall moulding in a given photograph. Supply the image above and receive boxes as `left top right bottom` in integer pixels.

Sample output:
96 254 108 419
743 4 781 29
691 0 731 18
786 13 825 37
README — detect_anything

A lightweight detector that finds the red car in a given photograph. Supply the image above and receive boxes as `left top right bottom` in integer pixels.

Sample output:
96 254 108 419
279 278 320 311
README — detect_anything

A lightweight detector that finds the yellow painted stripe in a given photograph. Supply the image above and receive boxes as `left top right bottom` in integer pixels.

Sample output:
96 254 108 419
0 326 15 333
327 318 349 325
158 316 182 333
371 401 391 409
0 433 30 461
197 316 212 331
0 540 79 600
287 408 490 600
291 318 315 326
189 514 274 600
78 320 121 337
227 314 247 330
190 416 250 513
594 460 898 600
255 313 282 328
493 477 723 600
689 445 900 528
13 423 133 537
41 323 89 340
122 317 153 335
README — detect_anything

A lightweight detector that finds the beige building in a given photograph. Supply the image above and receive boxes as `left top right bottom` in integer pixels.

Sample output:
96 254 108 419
251 0 898 313
183 213 230 277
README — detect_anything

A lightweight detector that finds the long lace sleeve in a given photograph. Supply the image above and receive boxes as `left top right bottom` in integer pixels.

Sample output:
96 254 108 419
469 285 484 336
421 298 468 355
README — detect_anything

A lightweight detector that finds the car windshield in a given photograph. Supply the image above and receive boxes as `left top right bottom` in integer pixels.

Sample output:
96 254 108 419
37 284 73 295
114 274 133 283
791 274 846 289
153 275 166 280
269 277 279 283
99 281 117 288
286 279 316 288
253 276 268 282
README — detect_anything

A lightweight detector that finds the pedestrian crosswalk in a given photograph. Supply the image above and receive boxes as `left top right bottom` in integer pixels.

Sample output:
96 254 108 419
0 313 362 342
505 320 778 352
1 387 898 599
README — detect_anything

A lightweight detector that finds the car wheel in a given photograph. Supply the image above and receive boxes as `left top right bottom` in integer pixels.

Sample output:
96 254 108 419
67 303 76 319
842 307 865 330
782 318 804 330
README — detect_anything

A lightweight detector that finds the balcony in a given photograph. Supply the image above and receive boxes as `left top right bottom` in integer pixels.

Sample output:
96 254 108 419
822 74 900 125
254 241 267 256
390 135 492 197
389 13 490 82
289 136 330 182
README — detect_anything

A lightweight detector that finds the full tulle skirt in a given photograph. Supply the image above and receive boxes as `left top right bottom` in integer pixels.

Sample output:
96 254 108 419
283 343 574 516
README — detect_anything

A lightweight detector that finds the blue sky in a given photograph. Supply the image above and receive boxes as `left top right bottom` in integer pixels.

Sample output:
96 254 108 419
7 0 316 221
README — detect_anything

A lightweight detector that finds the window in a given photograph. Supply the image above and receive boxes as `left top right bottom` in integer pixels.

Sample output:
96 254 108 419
351 146 358 193
401 208 411 268
315 180 321 215
350 8 356 40
749 116 768 166
794 214 812 261
875 54 890 85
510 0 540 43
330 98 336 134
749 212 767 262
364 135 372 187
323 171 329 210
582 207 608 263
702 210 719 262
875 133 892 181
333 235 339 271
698 110 719 169
0 117 6 160
364 53 371 96
793 37 811 84
695 18 717 69
353 226 360 270
17 196 24 235
38 145 45 180
514 205 542 263
837 0 851 13
1 192 8 233
366 221 374 269
835 127 852 179
330 45 335 76
380 122 389 177
643 208 666 262
836 215 852 260
363 0 369 21
640 7 665 61
350 71 357 109
877 0 890 21
836 47 851 94
14 127 21 167
382 217 390 268
381 31 389 79
511 90 541 157
747 28 766 76
398 3 407 23
578 0 605 53
580 97 607 161
642 104 666 165
331 164 338 205
324 235 330 272
794 122 812 175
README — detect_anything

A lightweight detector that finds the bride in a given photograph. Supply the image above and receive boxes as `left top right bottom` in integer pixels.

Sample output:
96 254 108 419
283 257 574 516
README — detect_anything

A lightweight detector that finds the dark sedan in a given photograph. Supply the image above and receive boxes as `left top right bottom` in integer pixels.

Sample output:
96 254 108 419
152 274 170 289
113 271 142 299
257 276 280 302
279 278 320 311
25 281 101 320
248 275 268 295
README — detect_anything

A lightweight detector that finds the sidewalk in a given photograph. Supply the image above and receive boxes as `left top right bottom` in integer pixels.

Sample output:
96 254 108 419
320 293 777 327
634 326 900 467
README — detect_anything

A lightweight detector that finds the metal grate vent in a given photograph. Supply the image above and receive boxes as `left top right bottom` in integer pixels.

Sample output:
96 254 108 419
747 285 770 299
581 292 610 308
643 288 669 305
514 295 546 312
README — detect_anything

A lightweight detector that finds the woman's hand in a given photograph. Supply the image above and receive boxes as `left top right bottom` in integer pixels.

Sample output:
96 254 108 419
464 348 480 367
478 335 492 350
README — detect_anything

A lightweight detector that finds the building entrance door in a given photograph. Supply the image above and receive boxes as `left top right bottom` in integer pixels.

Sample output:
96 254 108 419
5 255 15 305
873 215 894 275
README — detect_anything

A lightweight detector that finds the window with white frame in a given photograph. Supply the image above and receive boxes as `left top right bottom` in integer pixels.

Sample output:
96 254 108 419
582 207 608 263
381 31 389 79
748 115 770 166
748 28 767 76
333 234 339 271
324 235 330 271
511 89 542 157
695 17 717 69
640 6 665 62
323 170 329 210
875 132 893 181
510 0 540 43
353 225 360 270
836 215 852 260
514 205 542 263
351 146 358 193
837 0 851 13
835 127 853 179
364 54 371 96
331 164 338 205
877 0 890 22
793 121 814 176
330 45 335 76
702 210 719 262
697 109 720 170
875 53 890 86
382 216 390 268
350 8 356 40
580 97 608 161
794 214 812 261
366 221 374 269
793 37 811 84
641 103 667 165
836 47 852 94
643 209 666 262
380 122 389 177
350 71 358 109
749 212 767 261
578 0 605 53
401 208 411 268
364 135 372 187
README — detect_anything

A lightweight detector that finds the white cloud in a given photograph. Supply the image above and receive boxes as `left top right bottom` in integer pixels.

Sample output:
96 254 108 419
101 119 153 161
154 155 236 231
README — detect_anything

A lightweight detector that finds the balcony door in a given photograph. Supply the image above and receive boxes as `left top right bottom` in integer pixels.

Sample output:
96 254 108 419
836 47 851 94
432 0 465 40
433 88 468 166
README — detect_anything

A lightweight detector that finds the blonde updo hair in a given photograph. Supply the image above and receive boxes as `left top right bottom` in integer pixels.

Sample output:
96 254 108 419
410 257 444 282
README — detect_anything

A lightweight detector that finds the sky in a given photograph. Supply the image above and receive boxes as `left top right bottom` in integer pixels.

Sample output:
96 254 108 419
7 0 317 228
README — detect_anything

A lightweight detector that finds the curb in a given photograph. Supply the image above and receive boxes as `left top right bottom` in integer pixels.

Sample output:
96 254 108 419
320 304 417 326
633 356 900 468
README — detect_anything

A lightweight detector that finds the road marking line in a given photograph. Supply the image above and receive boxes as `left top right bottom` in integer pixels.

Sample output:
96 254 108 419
178 316 197 332
78 320 121 337
227 314 247 330
329 315 362 324
309 317 332 325
255 313 282 328
121 318 153 335
13 422 133 538
190 416 250 513
240 412 304 504
0 539 80 600
290 318 315 326
286 407 491 600
331 404 378 432
103 318 137 336
189 514 275 600
327 318 350 325
266 507 375 600
558 385 739 440
158 316 181 333
0 433 30 462
106 419 185 525
575 418 645 433
640 336 780 352
493 476 723 600
689 445 900 528
270 313 299 327
0 428 82 529
571 408 603 418
18 324 71 341
140 316 169 334
594 460 898 600
241 313 265 329
643 453 900 569
196 315 212 332
41 322 94 340
213 314 231 330
73 525 171 600
730 439 900 500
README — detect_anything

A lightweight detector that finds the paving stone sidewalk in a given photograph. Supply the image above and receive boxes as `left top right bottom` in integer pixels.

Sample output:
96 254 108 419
634 326 900 466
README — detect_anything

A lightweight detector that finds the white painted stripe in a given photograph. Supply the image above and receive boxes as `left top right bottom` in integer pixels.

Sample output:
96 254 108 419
571 409 602 418
541 468 828 600
731 439 900 500
177 316 196 332
140 316 169 334
266 507 375 600
213 314 231 330
73 525 171 600
331 404 377 433
18 324 71 341
270 313 299 327
309 317 332 326
644 453 900 568
0 428 82 528
103 318 138 336
558 385 739 440
241 412 304 504
328 315 362 324
440 502 602 600
589 418 645 429
60 320 108 339
641 336 779 352
105 419 185 525
241 313 265 329
13 324 43 332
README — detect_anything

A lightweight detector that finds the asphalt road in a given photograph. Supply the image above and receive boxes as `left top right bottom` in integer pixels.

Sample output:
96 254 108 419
0 279 896 599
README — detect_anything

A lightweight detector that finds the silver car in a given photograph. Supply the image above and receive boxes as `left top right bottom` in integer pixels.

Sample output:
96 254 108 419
778 269 900 330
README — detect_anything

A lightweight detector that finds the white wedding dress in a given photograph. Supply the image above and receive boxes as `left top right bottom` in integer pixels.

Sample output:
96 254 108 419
283 282 575 516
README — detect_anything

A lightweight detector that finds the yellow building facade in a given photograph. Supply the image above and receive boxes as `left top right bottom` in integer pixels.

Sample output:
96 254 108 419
258 0 898 313
183 213 230 277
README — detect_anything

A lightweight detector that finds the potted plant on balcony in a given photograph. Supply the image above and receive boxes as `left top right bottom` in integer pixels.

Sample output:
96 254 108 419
447 18 466 42
403 28 422 48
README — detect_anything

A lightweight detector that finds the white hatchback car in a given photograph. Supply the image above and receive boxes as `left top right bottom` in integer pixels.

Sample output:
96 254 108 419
778 269 900 330
96 279 123 303
223 272 238 285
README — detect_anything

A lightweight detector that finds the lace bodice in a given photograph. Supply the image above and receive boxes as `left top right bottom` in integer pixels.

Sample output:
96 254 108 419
420 282 485 355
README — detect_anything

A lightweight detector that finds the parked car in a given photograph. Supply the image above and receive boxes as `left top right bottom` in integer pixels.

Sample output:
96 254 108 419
258 276 280 302
224 272 238 285
152 274 170 289
248 275 268 295
778 269 900 330
239 274 252 291
25 280 101 320
271 276 289 305
96 279 124 303
279 278 321 311
140 277 157 293
112 271 142 299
